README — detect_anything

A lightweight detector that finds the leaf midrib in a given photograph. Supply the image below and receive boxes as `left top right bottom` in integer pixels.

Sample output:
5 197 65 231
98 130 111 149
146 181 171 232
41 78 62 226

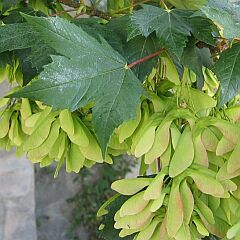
223 47 240 101
100 70 128 142
21 65 125 94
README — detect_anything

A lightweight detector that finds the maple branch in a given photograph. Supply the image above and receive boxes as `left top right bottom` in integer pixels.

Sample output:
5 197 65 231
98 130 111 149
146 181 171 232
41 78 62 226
57 0 110 19
160 0 170 10
128 49 165 69
112 0 152 14
58 0 79 8
57 0 151 18
49 9 76 17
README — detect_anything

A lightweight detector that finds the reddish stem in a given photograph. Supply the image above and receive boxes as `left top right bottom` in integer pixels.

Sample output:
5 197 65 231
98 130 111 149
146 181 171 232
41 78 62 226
128 49 165 69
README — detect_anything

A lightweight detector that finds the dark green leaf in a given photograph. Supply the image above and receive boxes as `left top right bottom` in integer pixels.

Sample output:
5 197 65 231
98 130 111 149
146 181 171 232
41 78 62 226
128 5 191 59
174 10 219 45
207 0 240 22
214 43 240 106
188 16 219 46
99 194 132 240
73 17 160 81
107 15 130 40
10 15 145 153
197 47 214 69
1 7 45 24
201 0 240 39
0 23 36 52
28 39 55 72
72 18 124 53
0 51 13 68
123 34 161 81
182 38 213 89
15 49 38 86
0 22 54 82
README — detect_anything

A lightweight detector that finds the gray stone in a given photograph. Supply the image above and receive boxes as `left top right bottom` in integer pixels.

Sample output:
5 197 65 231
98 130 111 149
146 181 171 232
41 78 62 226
0 82 37 240
0 161 34 198
4 205 36 240
0 82 10 98
35 166 88 240
0 151 37 240
0 153 34 197
0 200 6 240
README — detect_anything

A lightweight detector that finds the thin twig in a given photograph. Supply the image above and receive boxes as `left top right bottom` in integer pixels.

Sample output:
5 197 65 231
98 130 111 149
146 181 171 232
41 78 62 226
58 0 151 17
49 9 76 17
160 0 169 10
112 0 152 14
58 0 110 19
74 12 85 19
58 0 80 8
128 49 165 69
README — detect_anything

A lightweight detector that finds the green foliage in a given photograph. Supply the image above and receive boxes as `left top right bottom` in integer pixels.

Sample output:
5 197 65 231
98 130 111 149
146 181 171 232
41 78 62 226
182 38 206 89
99 194 132 240
1 0 240 142
107 0 132 13
10 15 145 152
1 0 21 12
201 0 240 39
0 23 36 52
73 18 124 53
74 17 161 81
129 5 192 59
1 1 240 239
214 43 240 106
98 99 240 239
0 51 13 68
0 8 54 84
124 35 162 81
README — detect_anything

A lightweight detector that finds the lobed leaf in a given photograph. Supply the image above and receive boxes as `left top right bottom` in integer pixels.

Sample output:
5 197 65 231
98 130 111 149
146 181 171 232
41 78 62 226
9 15 145 152
129 5 191 59
214 43 240 106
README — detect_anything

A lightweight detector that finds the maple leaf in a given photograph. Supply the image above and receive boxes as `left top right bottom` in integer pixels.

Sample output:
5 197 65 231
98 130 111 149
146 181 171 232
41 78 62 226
128 5 192 59
0 23 36 52
10 14 145 153
214 43 240 106
181 37 214 89
201 0 240 39
0 22 55 84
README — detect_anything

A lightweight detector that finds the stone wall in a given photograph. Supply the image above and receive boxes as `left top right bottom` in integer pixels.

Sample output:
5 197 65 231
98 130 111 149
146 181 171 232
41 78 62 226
0 152 37 240
35 167 89 240
0 83 37 240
